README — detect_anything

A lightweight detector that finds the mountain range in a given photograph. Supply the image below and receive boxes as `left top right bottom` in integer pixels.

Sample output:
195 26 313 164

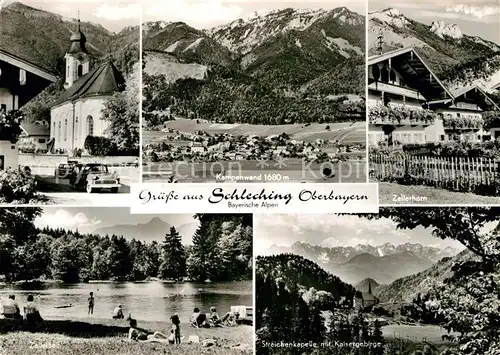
0 2 139 76
265 242 459 285
143 7 365 95
368 7 500 89
92 217 198 244
373 249 477 303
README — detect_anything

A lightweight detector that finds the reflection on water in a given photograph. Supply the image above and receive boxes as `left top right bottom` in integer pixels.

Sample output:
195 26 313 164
0 281 252 323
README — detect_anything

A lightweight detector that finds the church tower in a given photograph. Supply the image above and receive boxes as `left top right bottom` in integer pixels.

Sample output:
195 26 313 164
64 13 92 89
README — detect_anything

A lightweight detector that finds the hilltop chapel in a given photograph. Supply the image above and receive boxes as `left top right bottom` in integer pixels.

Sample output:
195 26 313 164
49 18 125 153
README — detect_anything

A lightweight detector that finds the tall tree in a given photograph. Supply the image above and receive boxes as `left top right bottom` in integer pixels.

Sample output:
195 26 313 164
107 235 133 280
101 63 140 154
362 208 500 355
158 227 186 280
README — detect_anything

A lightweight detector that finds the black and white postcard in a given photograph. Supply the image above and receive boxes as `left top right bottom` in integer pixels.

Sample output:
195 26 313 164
367 0 500 204
141 0 367 183
0 0 140 205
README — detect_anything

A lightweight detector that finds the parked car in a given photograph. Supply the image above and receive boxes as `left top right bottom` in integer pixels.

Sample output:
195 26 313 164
69 163 121 193
125 158 139 168
54 162 77 178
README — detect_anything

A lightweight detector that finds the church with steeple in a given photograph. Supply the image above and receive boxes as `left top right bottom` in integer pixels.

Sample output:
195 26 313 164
354 280 379 310
50 16 125 153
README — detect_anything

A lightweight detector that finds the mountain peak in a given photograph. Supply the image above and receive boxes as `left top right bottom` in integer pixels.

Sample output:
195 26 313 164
371 7 409 28
383 8 402 17
146 216 166 225
430 20 463 40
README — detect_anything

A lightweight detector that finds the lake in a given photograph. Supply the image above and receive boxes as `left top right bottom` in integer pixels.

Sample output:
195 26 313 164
0 281 252 324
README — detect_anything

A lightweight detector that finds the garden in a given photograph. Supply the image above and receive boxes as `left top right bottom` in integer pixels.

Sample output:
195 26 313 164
0 109 47 203
370 140 500 197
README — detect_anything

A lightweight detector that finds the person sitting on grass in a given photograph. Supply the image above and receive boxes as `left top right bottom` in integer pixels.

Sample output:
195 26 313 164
24 294 43 331
190 307 209 328
112 305 124 319
1 295 21 320
209 307 223 326
128 317 170 343
220 311 238 326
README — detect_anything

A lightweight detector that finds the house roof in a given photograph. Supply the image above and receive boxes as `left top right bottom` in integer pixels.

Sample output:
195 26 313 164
20 123 50 136
0 49 57 82
368 46 453 101
51 59 125 107
431 85 500 111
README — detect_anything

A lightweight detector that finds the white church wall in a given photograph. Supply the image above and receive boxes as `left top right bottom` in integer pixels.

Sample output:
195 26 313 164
0 140 19 170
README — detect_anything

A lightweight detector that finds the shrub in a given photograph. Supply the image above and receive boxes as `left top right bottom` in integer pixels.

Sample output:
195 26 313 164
0 110 23 143
0 169 46 204
150 151 159 162
84 136 118 156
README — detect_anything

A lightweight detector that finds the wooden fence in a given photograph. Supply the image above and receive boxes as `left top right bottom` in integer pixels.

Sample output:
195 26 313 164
370 154 500 192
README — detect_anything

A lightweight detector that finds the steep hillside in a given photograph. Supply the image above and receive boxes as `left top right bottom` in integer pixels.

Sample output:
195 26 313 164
0 2 139 75
335 252 434 285
368 7 500 89
1 2 139 122
375 249 477 302
142 22 233 66
142 7 366 125
256 253 355 302
143 51 208 83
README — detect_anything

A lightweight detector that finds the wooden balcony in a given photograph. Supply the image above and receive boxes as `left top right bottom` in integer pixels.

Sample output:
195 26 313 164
368 81 424 101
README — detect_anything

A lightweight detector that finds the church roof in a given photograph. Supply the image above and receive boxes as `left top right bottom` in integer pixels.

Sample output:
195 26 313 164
51 59 125 107
68 19 89 54
360 292 376 302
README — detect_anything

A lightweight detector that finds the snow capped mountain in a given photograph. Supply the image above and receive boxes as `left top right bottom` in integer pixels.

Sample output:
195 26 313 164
268 241 459 264
370 8 410 28
143 7 365 93
368 7 500 88
266 241 460 285
208 7 364 56
430 20 463 40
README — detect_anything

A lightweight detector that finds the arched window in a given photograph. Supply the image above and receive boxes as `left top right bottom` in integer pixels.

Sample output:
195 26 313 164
75 117 79 140
381 67 389 82
77 64 83 78
64 119 68 141
58 121 61 142
87 115 94 136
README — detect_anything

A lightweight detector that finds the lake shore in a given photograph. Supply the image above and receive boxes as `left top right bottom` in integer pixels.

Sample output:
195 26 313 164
0 316 253 355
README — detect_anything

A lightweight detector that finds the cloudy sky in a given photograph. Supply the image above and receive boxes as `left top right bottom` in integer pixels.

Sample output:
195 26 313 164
2 0 140 32
370 0 499 43
143 0 366 29
254 214 472 255
35 208 199 244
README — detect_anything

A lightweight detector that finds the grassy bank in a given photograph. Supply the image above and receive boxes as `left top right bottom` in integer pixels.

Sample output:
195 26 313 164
0 317 253 355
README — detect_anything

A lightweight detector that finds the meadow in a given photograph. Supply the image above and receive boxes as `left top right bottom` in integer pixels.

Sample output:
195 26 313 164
0 317 252 355
143 120 366 145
